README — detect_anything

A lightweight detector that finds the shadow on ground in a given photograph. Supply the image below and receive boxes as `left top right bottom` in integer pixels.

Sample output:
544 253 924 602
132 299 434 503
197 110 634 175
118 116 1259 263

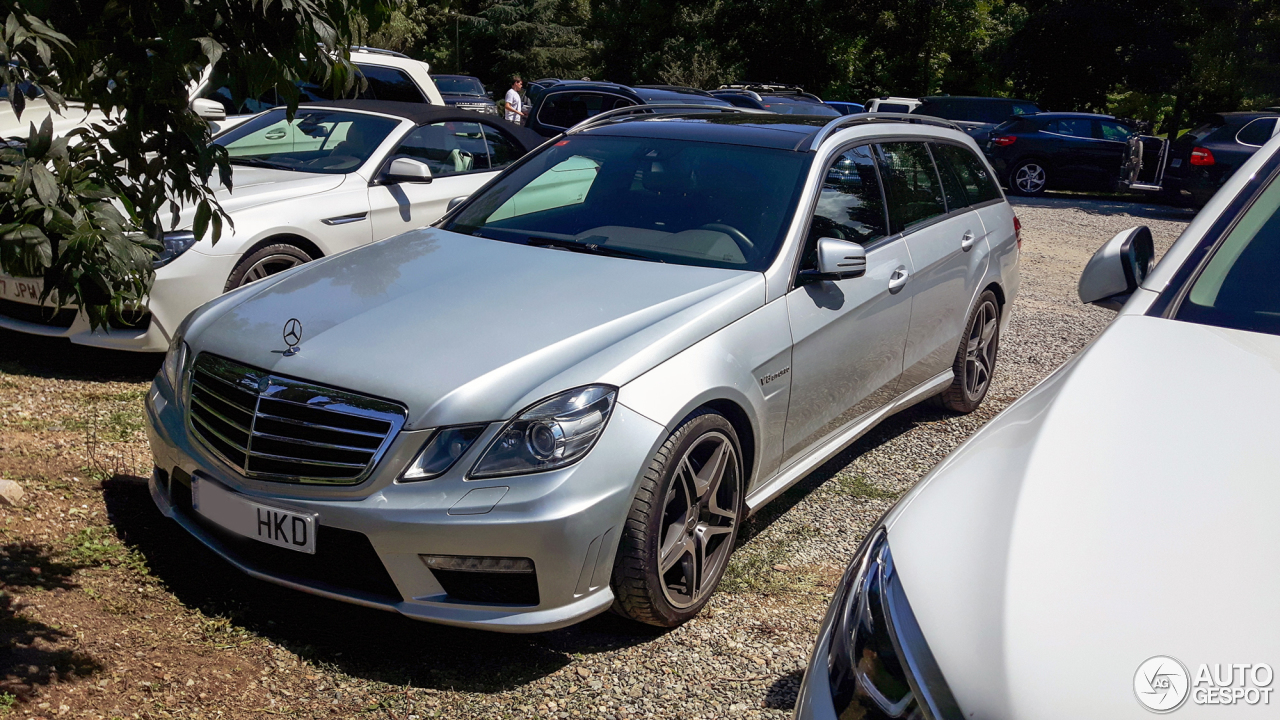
0 329 161 384
101 477 666 693
1009 192 1199 222
0 542 105 700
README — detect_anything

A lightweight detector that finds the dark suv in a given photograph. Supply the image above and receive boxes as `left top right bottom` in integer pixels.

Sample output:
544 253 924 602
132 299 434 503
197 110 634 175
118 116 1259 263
1123 111 1280 206
709 84 840 116
523 81 734 137
430 74 499 116
985 112 1138 195
913 96 1041 141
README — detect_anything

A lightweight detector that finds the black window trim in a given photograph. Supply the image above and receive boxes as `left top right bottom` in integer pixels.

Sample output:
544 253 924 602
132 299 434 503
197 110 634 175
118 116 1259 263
1235 117 1279 148
1148 149 1280 319
535 90 638 131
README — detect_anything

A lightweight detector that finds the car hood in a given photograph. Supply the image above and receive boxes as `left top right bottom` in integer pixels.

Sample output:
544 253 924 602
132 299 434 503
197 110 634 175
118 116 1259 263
188 228 765 429
164 167 345 231
885 314 1280 719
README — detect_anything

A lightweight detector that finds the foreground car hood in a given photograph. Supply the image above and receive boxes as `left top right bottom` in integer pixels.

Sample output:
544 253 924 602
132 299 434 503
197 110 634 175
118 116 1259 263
190 228 764 428
886 314 1280 718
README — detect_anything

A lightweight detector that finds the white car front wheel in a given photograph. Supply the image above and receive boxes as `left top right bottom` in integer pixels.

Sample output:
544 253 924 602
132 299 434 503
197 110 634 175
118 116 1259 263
225 243 313 291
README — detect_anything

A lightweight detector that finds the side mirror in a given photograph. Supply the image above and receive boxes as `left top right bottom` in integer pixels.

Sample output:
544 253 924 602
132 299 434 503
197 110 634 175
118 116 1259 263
384 158 433 185
447 196 468 212
191 98 226 122
798 238 867 284
1078 225 1155 310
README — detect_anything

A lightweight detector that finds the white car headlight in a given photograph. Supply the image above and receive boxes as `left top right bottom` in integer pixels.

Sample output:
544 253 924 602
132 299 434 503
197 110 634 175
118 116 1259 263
155 230 199 268
402 425 487 481
470 385 616 478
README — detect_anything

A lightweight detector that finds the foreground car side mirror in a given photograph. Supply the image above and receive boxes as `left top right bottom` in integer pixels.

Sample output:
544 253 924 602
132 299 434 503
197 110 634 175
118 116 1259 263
1078 225 1155 310
384 158 433 185
191 98 226 122
798 238 867 284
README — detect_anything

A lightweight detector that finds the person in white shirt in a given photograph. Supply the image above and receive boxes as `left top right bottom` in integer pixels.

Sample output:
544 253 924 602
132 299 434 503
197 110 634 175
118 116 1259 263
504 76 528 125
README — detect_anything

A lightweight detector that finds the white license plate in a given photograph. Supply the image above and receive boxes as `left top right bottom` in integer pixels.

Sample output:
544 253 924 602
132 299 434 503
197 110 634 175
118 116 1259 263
1171 158 1182 168
0 275 43 305
192 477 317 554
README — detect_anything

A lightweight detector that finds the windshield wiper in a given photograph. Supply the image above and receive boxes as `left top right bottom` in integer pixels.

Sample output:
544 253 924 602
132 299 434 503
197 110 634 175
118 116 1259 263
525 235 662 263
228 157 293 171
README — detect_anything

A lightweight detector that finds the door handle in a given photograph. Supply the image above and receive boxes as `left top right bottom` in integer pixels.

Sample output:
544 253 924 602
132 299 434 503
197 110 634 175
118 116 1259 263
888 266 910 292
265 128 287 140
961 230 976 251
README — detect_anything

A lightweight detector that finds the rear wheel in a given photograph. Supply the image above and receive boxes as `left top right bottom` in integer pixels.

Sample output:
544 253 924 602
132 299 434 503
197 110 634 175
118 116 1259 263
611 410 744 627
1007 160 1048 196
224 243 313 291
935 290 1001 413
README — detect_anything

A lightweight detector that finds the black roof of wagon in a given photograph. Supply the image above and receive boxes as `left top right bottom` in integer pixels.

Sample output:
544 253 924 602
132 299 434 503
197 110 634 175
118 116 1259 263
296 99 545 151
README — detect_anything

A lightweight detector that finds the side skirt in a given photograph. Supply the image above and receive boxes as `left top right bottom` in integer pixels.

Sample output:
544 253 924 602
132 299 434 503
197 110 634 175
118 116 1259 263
744 370 954 516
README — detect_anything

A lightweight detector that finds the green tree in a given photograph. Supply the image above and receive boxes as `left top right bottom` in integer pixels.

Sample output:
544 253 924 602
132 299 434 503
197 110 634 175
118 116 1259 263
0 0 398 328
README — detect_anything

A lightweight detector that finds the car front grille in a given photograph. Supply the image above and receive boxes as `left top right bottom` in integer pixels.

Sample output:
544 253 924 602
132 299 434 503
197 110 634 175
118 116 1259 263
187 353 406 485
0 298 77 328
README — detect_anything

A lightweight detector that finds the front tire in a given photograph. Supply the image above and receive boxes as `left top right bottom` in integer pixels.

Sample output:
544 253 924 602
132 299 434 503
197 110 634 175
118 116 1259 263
224 243 313 292
611 410 744 627
1007 160 1048 196
935 290 1001 413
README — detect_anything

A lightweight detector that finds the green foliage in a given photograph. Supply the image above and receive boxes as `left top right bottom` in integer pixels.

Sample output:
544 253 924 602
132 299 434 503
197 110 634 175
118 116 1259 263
0 0 402 328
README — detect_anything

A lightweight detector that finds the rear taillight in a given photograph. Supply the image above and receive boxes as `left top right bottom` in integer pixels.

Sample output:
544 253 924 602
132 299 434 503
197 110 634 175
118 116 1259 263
992 135 1017 147
1013 216 1022 250
1190 147 1215 166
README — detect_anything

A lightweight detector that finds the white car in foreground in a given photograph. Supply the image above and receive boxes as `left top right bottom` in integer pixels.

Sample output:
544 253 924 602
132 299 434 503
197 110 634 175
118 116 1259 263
795 134 1280 717
0 101 542 351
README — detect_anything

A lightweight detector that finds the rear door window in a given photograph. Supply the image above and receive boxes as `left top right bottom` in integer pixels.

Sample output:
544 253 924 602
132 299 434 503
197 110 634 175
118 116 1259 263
933 144 1002 205
538 92 635 129
930 143 971 212
353 64 427 103
875 142 947 232
1047 118 1093 137
1100 121 1135 141
1237 118 1278 147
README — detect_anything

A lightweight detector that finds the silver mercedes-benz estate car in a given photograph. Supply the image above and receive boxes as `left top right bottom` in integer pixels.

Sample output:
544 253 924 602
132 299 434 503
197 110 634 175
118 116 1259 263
145 107 1020 632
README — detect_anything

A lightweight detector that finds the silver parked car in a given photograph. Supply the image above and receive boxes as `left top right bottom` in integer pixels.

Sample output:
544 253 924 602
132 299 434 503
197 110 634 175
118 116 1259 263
144 108 1020 632
794 126 1280 718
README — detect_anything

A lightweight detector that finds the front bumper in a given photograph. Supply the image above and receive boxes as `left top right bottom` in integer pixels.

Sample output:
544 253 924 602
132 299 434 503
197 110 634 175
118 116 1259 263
0 250 234 352
144 371 666 632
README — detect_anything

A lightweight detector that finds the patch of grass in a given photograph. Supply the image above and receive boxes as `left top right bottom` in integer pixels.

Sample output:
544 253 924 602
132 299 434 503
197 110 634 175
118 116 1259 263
720 542 795 595
61 526 150 575
0 692 15 713
832 473 897 501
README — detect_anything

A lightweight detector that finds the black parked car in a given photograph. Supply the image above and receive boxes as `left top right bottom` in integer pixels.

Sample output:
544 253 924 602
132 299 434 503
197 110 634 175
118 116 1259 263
430 74 500 116
1122 111 1280 206
709 84 841 116
913 95 1041 141
522 80 735 137
984 112 1138 196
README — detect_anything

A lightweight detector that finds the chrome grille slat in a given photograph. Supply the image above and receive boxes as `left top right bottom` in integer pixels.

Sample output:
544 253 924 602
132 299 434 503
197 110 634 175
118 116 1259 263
252 410 388 439
186 353 407 485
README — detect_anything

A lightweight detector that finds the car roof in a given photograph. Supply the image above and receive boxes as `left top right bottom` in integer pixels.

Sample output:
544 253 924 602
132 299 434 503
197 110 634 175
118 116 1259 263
1023 112 1116 120
578 113 858 151
920 95 1035 103
430 74 481 81
632 88 733 105
634 85 714 96
295 100 545 150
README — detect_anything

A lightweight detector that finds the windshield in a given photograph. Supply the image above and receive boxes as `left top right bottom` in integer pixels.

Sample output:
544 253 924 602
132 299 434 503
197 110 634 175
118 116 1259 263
214 108 400 174
443 134 811 270
1176 172 1280 336
433 76 486 96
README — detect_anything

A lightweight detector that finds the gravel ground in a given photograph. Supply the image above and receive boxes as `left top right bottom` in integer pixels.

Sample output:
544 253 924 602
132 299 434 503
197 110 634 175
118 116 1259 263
0 195 1193 720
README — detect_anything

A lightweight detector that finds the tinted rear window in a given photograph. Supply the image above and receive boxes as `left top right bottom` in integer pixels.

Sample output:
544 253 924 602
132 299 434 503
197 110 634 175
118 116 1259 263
932 143 1002 205
877 103 911 113
1237 118 1277 146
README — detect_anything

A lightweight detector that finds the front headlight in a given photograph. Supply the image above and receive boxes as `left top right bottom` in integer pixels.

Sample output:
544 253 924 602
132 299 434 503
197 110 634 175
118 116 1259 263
825 530 962 720
154 230 200 268
401 425 487 481
470 385 616 478
161 336 189 394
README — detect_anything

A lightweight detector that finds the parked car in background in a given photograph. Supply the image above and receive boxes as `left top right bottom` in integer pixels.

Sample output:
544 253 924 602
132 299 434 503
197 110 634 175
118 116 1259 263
143 109 1018 633
865 96 921 114
913 95 1041 141
796 120 1280 720
709 84 840 116
522 80 735 137
985 112 1137 196
1123 110 1280 207
0 101 540 351
825 101 865 115
429 74 499 116
192 47 446 134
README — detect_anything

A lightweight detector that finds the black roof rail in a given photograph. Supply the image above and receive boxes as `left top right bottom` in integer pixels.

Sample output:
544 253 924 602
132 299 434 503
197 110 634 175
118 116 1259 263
566 104 766 134
349 46 411 59
806 112 963 151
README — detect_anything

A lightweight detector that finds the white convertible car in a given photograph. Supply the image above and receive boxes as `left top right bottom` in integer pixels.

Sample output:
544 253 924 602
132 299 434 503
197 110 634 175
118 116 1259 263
0 100 543 351
795 134 1280 717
